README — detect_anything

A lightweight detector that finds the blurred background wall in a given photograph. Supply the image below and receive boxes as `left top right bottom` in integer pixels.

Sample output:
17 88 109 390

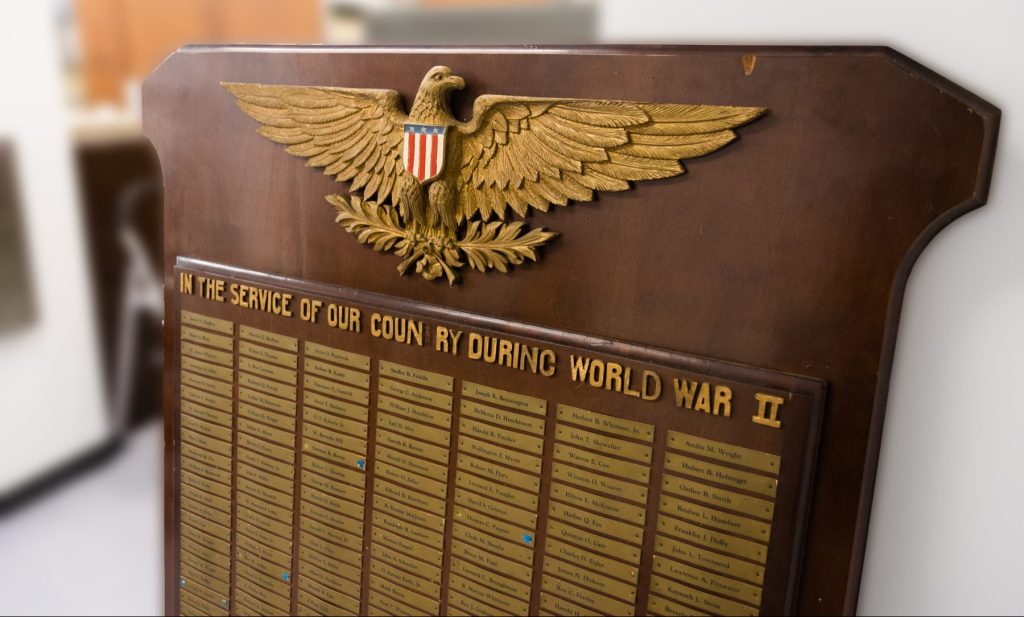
0 1 1020 615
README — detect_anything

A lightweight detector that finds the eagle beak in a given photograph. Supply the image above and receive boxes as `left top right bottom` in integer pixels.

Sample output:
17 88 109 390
449 75 465 90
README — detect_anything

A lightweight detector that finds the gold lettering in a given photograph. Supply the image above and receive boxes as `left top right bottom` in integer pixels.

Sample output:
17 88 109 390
753 392 784 428
180 272 194 294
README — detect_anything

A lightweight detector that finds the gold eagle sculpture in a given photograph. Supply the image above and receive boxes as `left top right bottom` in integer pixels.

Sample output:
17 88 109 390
224 66 764 283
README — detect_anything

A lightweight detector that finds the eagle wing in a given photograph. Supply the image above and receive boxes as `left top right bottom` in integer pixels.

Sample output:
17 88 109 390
223 82 407 206
455 96 765 221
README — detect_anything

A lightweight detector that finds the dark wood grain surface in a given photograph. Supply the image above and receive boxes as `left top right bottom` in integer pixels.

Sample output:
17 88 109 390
144 45 999 616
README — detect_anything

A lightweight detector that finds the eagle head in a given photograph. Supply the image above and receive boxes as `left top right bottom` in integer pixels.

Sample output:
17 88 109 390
419 66 465 95
410 66 465 124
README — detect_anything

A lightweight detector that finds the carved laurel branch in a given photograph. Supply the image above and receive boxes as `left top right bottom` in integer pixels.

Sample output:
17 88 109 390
328 194 558 284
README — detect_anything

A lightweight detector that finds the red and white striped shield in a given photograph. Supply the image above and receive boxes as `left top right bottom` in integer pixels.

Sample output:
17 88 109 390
403 123 448 184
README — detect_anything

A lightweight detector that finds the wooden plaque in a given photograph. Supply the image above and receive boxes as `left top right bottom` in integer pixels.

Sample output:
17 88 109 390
145 46 998 616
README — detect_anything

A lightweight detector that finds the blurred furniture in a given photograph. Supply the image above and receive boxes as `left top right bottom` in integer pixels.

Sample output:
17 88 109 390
0 141 35 334
75 0 322 106
75 134 163 428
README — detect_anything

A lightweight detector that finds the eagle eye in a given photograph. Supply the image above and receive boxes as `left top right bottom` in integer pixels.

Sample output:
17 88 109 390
432 73 442 81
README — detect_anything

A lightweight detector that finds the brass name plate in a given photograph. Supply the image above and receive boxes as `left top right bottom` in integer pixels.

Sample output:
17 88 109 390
304 341 370 371
300 500 363 538
367 590 420 617
455 487 538 530
376 428 449 464
303 425 367 456
239 355 297 384
181 340 233 368
539 591 599 617
371 527 443 567
300 543 361 578
650 574 758 616
374 477 447 517
378 377 453 411
456 469 539 510
299 563 361 609
376 444 446 480
305 357 370 388
181 537 230 571
238 401 295 432
543 555 638 604
305 374 369 406
239 325 297 351
553 442 650 483
653 554 763 605
237 488 290 525
239 417 294 449
181 310 233 335
449 538 534 584
181 356 233 383
544 538 639 584
668 431 781 475
449 556 531 602
458 453 540 493
372 510 444 550
369 558 441 599
181 385 231 413
181 398 230 427
304 390 368 423
181 427 231 459
237 475 292 510
238 387 296 415
557 404 654 443
239 340 296 368
181 326 232 351
180 371 232 399
182 482 230 514
378 394 451 429
648 593 712 617
541 574 635 616
660 493 772 543
460 418 544 456
454 505 530 545
181 412 232 443
374 493 446 533
462 381 546 416
377 411 451 447
304 406 368 438
460 398 546 436
662 473 775 520
303 452 365 487
371 542 442 584
301 528 361 568
549 481 646 526
548 500 644 545
458 434 542 473
235 524 291 570
555 424 652 464
181 442 231 472
239 371 297 401
546 519 642 565
452 522 535 566
655 535 765 585
181 455 231 485
379 359 453 392
664 452 778 499
182 469 231 501
657 515 769 564
375 460 447 495
449 572 530 616
552 463 649 504
238 443 294 479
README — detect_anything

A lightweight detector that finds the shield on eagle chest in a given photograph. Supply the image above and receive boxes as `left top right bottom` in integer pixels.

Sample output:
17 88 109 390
403 123 448 184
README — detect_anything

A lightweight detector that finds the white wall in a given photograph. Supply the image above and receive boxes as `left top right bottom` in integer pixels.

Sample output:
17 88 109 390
0 2 108 493
600 1 1024 614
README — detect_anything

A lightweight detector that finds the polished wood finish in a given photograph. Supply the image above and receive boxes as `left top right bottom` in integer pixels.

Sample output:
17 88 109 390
145 46 999 615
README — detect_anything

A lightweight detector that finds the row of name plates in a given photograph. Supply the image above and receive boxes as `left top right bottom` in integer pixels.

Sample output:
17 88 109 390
176 309 783 617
